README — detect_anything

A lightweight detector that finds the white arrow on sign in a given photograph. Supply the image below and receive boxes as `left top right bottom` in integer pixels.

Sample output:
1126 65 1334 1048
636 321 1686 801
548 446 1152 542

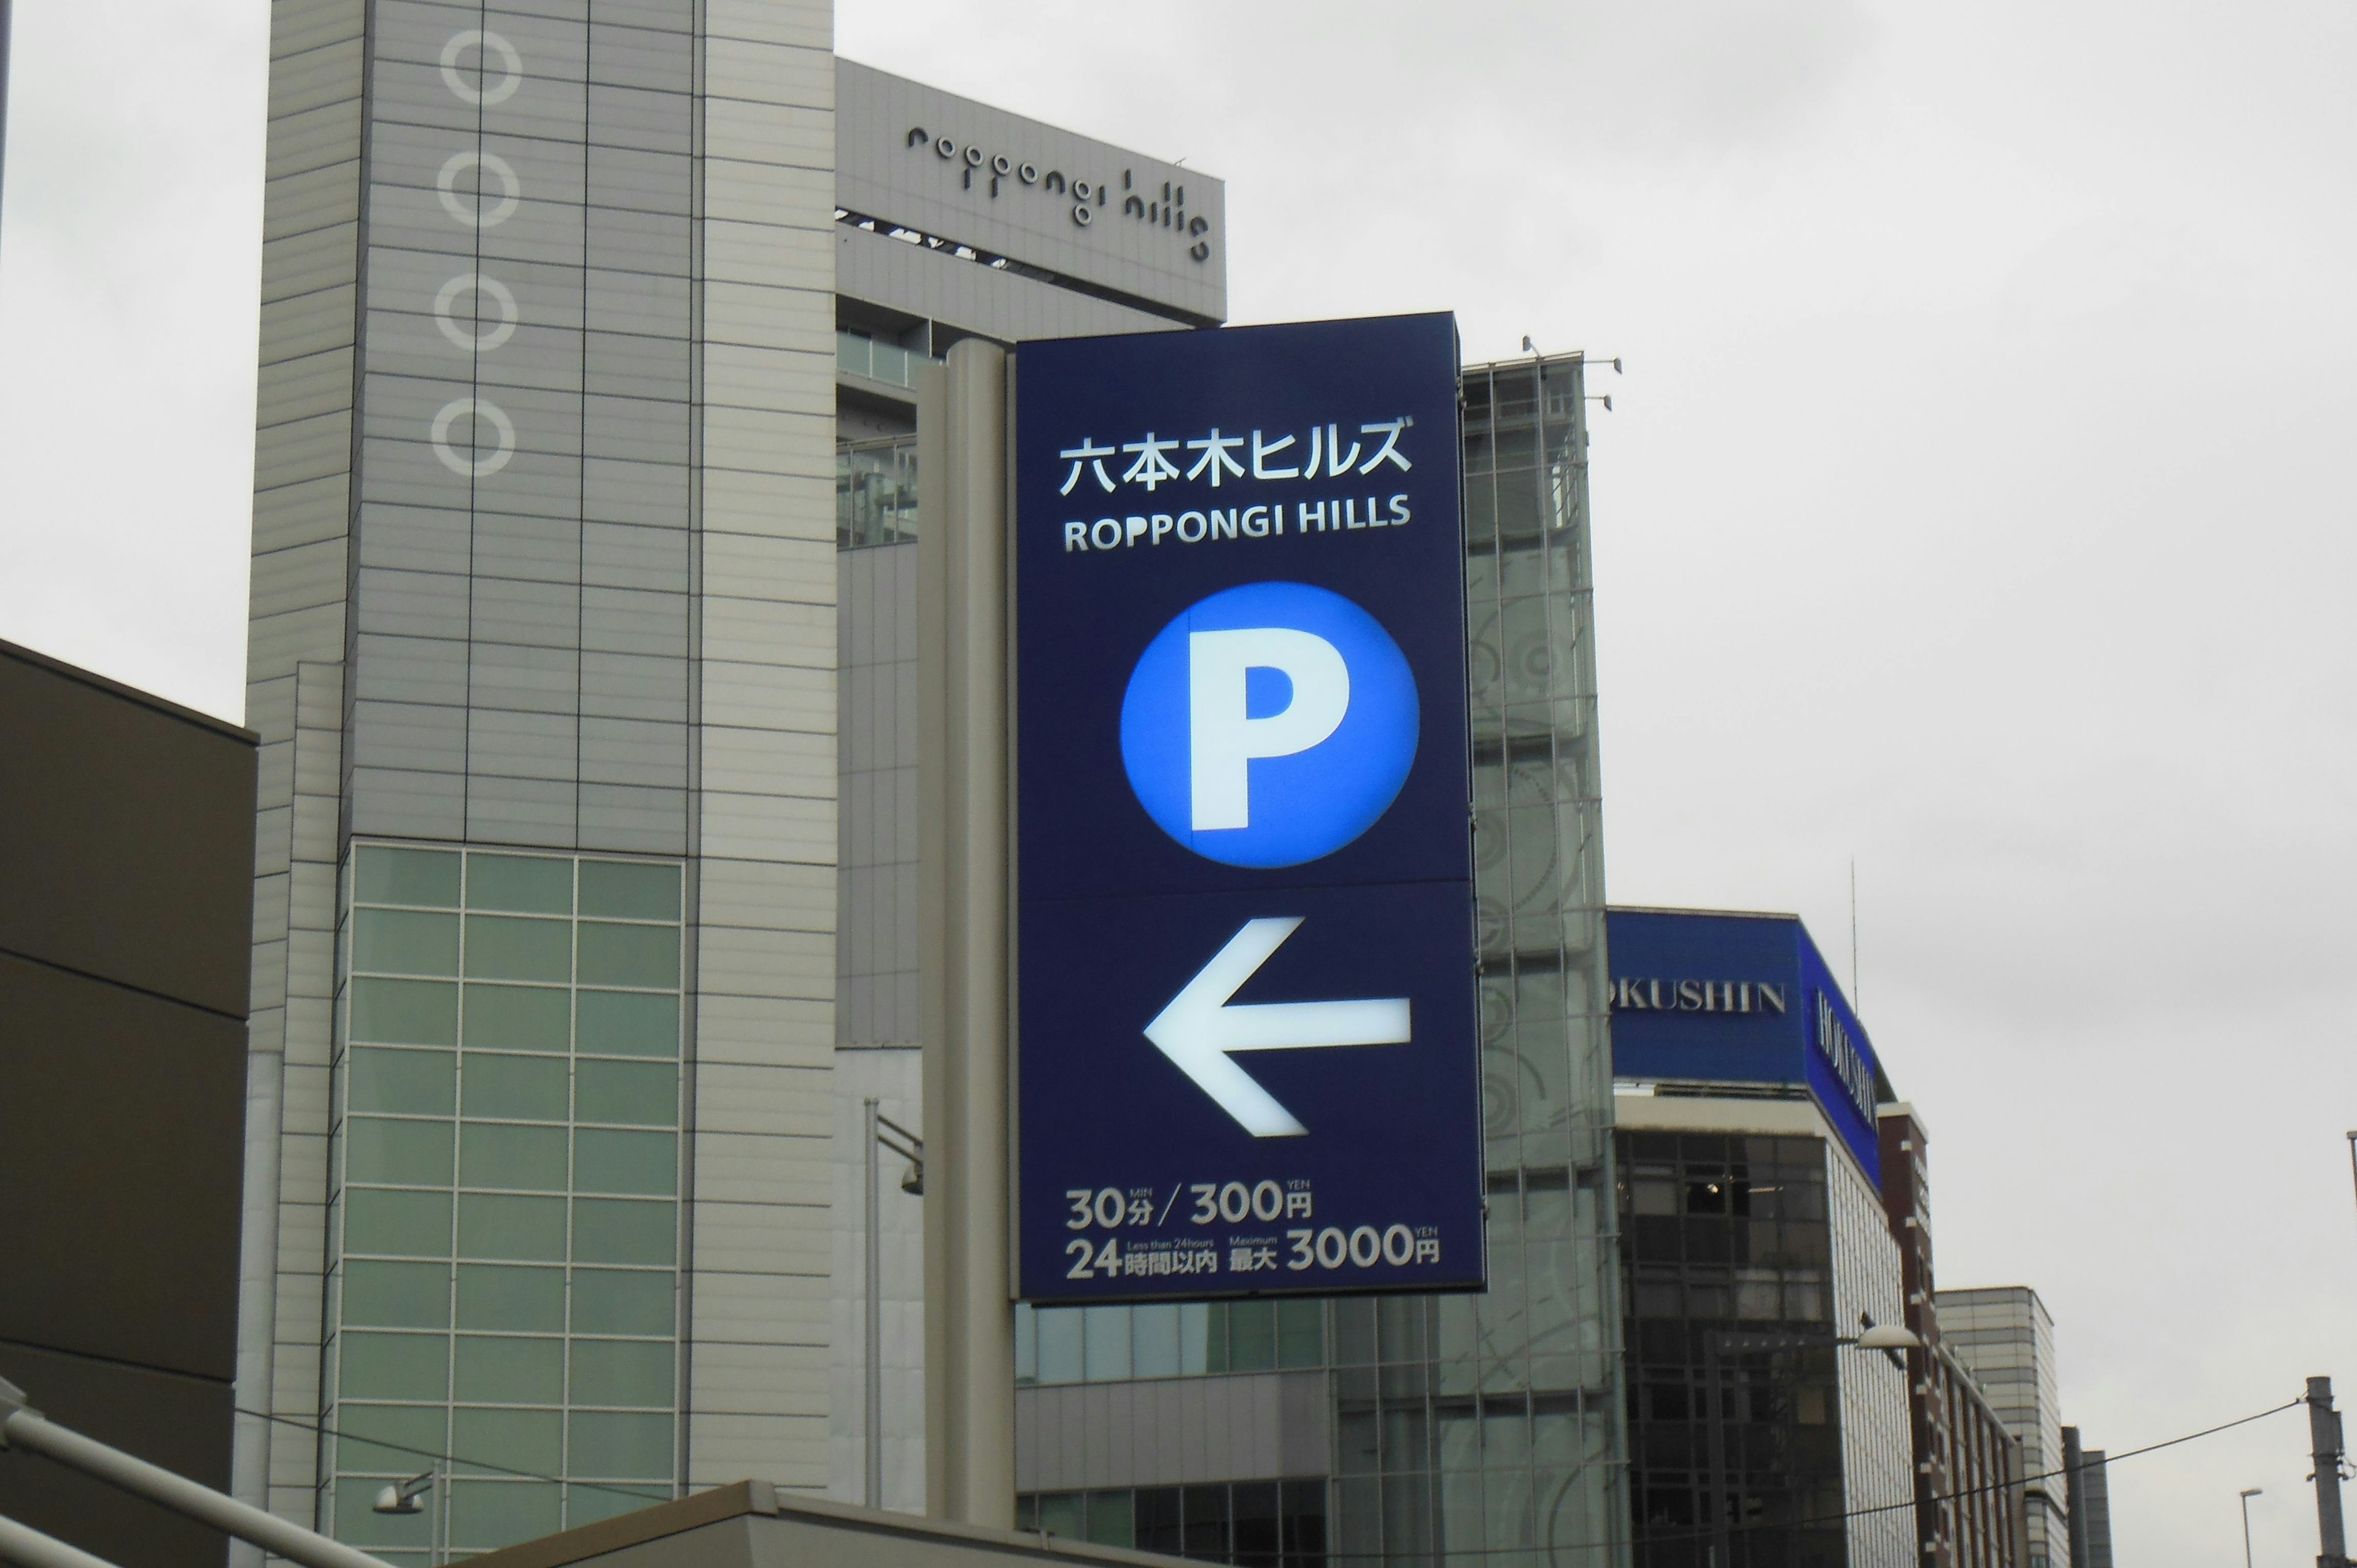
1144 916 1412 1138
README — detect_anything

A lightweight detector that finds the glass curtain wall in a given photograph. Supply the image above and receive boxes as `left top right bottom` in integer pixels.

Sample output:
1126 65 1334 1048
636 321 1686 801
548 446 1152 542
325 843 685 1558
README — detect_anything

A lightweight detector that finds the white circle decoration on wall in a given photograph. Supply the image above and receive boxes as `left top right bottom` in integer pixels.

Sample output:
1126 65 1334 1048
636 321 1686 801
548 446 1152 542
436 150 520 230
430 396 517 477
433 272 519 352
440 29 524 106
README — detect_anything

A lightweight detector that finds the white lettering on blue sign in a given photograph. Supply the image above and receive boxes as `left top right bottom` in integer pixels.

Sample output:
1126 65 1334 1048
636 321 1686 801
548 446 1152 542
1186 628 1350 832
1814 992 1877 1125
1059 417 1413 498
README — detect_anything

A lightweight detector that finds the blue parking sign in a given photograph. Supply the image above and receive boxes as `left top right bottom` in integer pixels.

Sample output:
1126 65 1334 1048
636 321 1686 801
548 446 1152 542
1013 313 1484 1302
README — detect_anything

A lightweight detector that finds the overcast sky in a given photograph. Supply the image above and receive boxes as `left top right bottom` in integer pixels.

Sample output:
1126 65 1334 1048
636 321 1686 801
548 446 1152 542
4 2 2355 1562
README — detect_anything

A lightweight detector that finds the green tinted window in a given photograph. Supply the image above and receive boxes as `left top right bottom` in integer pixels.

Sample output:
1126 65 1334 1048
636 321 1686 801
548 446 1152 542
462 1054 568 1122
1229 1300 1277 1372
465 916 571 982
576 922 678 989
569 1339 674 1408
342 1261 450 1328
576 991 678 1057
454 1264 563 1332
353 909 460 976
347 1048 454 1116
344 1188 452 1257
570 1269 674 1336
1277 1299 1325 1368
452 1407 562 1475
338 1332 449 1402
335 1402 447 1475
456 1194 567 1261
346 1118 453 1186
462 984 570 1052
578 860 680 921
453 1334 562 1405
566 1411 674 1480
575 1060 676 1127
357 846 460 908
350 979 458 1045
575 1129 676 1196
447 1479 562 1548
571 1199 675 1265
459 1124 568 1191
465 854 573 914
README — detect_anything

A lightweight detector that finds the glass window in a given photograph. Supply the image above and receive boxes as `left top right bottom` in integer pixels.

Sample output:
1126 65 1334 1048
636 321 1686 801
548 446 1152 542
342 1261 451 1329
576 921 678 987
335 1402 447 1475
457 1193 567 1261
1036 1307 1083 1385
349 1047 455 1115
463 1054 570 1121
358 846 461 908
570 1338 674 1407
579 860 679 921
351 978 459 1045
460 1123 569 1191
447 1480 562 1548
1083 1305 1131 1381
463 983 571 1052
465 914 573 982
571 1269 674 1337
454 1334 563 1405
576 990 677 1056
574 1059 676 1126
1088 1491 1137 1550
452 1407 562 1475
1132 1304 1180 1378
455 1263 565 1332
1036 1493 1083 1540
1229 1301 1277 1372
571 1197 675 1265
567 1410 673 1480
346 1118 454 1186
466 853 574 914
346 1188 453 1257
354 908 461 976
573 1129 675 1195
1277 1300 1325 1369
338 1331 449 1402
1180 1302 1213 1375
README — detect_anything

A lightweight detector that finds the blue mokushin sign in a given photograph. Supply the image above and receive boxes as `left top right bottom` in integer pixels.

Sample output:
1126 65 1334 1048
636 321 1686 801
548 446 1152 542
1603 907 1889 1188
1013 312 1484 1303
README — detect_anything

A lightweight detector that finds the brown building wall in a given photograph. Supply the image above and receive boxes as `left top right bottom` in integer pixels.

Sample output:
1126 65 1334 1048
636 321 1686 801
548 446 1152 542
0 638 257 1566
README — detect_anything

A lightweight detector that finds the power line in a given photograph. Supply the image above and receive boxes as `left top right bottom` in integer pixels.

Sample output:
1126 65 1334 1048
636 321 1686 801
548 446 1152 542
232 1407 668 1504
1331 1394 2307 1558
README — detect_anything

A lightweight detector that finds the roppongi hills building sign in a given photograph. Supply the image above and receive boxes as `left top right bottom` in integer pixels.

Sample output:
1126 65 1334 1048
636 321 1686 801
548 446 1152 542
1012 313 1484 1304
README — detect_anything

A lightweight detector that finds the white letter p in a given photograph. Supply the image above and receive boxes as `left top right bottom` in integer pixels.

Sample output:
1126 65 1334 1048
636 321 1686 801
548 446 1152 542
1188 627 1350 831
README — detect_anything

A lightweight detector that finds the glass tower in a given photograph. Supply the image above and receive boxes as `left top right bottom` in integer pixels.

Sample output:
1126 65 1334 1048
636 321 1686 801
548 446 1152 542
1014 353 1633 1568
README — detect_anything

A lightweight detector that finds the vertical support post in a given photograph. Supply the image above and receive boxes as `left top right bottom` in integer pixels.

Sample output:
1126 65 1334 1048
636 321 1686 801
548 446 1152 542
864 1095 883 1509
1705 1333 1729 1568
917 341 1016 1527
2310 1377 2349 1568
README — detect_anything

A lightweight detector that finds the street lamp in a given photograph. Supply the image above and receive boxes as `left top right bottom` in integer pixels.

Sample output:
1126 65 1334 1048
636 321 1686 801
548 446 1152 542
863 1097 923 1511
2242 1486 2264 1568
372 1464 444 1565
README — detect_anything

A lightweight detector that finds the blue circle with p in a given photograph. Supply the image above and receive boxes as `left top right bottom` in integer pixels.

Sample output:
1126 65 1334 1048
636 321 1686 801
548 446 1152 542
1120 581 1419 868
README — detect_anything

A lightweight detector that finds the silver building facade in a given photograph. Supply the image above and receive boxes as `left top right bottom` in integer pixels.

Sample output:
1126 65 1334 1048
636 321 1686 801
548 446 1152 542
237 1 1220 1556
1008 357 1634 1568
1937 1289 2068 1568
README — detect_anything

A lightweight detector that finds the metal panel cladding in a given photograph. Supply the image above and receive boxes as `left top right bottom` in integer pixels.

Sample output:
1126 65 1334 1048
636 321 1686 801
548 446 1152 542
1012 313 1483 1303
